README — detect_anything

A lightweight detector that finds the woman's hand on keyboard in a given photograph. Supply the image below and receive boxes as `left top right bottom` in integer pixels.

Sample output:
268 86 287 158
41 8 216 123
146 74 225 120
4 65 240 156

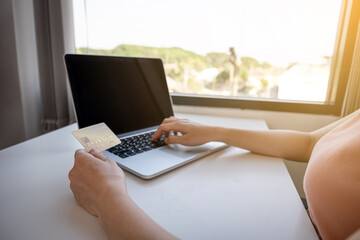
152 117 219 146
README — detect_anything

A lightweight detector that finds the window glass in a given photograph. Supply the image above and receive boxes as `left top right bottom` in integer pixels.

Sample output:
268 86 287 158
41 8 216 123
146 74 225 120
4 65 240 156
72 0 342 102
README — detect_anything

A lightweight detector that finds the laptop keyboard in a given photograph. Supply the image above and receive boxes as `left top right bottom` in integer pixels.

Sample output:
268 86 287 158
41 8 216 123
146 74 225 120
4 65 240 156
107 131 166 159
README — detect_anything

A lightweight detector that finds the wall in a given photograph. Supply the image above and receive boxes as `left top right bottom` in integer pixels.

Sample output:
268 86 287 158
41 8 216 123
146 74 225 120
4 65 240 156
173 105 340 198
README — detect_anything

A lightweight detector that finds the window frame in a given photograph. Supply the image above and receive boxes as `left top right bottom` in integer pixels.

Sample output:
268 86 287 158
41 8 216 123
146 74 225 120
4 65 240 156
171 0 360 116
171 94 338 115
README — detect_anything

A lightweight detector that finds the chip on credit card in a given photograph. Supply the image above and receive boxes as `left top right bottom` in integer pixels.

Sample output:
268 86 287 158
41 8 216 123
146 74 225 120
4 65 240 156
72 122 121 152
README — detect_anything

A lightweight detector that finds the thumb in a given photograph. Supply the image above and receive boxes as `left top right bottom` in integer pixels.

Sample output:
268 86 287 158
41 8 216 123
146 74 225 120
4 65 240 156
89 148 109 161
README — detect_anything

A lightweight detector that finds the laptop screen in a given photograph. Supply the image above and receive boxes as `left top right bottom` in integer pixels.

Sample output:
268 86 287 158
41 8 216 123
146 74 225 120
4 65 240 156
65 54 174 135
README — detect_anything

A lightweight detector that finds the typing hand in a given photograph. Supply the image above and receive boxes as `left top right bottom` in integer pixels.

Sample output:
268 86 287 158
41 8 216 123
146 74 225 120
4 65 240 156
151 117 215 146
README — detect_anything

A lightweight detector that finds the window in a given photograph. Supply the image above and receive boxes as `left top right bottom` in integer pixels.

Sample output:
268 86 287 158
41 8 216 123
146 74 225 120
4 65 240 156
72 0 356 115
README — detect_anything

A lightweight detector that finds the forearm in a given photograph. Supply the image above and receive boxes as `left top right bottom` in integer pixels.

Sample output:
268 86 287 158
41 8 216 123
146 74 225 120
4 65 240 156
211 127 313 162
98 191 176 240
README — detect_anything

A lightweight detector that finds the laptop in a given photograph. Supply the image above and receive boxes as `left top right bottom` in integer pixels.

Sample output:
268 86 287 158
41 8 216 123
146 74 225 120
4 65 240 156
64 54 226 179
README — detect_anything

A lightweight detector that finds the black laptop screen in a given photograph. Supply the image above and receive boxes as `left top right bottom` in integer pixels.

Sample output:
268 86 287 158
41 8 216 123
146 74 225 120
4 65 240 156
65 54 174 135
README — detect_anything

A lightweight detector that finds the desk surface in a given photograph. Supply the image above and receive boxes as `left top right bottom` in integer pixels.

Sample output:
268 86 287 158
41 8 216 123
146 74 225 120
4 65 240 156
0 113 317 240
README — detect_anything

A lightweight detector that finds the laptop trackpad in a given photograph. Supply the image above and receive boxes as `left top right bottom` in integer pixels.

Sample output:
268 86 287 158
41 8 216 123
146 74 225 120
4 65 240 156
158 143 219 158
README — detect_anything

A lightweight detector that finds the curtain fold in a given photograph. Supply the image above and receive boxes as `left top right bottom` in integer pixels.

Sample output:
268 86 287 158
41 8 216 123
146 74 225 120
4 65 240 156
342 17 360 117
33 0 75 131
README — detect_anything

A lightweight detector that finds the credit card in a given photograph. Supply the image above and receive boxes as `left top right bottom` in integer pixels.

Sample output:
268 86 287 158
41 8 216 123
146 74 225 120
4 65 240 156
72 122 121 152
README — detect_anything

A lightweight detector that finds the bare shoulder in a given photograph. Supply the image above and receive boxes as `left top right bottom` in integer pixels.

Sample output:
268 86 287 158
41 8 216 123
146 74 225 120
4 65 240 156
310 108 360 144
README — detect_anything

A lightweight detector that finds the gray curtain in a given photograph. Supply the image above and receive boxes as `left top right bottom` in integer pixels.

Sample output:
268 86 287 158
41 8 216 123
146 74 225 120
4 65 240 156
33 0 75 131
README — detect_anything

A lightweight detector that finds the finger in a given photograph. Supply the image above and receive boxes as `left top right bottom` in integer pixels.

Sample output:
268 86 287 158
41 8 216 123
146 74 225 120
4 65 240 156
69 181 77 193
152 117 184 140
68 169 75 181
162 117 179 124
74 149 104 169
152 124 170 140
89 148 109 161
74 149 87 158
152 123 183 141
151 127 163 141
165 131 170 137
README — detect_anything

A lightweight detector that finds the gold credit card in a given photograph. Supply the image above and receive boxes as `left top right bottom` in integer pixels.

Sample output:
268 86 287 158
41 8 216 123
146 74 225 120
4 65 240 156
72 122 121 152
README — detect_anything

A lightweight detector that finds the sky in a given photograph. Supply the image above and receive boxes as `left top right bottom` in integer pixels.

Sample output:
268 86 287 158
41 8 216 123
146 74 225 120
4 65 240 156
72 0 342 66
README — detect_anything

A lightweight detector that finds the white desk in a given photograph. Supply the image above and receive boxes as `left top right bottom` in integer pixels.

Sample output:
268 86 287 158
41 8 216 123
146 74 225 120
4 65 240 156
0 114 317 240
